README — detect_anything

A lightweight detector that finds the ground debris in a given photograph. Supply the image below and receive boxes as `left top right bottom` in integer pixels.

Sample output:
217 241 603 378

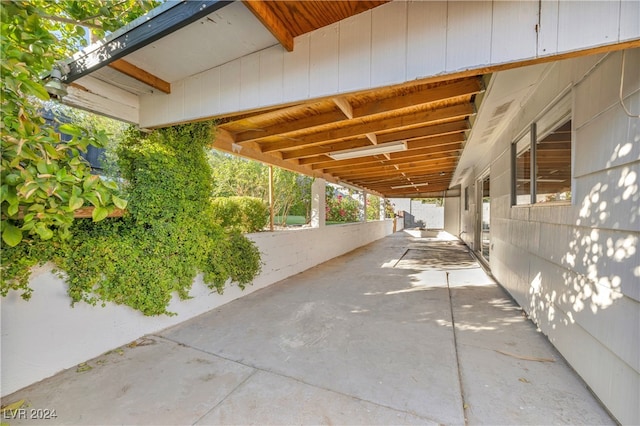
76 363 93 373
128 337 156 348
1 399 25 415
495 349 555 363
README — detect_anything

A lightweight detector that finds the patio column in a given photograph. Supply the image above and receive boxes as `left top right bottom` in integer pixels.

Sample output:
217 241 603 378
379 197 386 220
362 191 367 222
311 178 326 228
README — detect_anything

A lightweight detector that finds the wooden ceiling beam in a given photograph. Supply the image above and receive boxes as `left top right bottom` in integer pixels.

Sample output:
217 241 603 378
211 128 337 183
352 77 482 118
281 137 372 160
357 169 456 186
261 103 474 152
341 159 457 177
242 0 294 52
332 159 458 180
367 186 451 197
108 59 171 94
357 168 455 182
405 131 466 150
391 133 465 159
390 142 461 161
234 109 346 144
299 155 333 166
307 140 463 170
298 133 464 166
377 120 469 144
333 97 354 119
380 185 451 196
234 84 476 145
318 151 460 173
365 178 452 191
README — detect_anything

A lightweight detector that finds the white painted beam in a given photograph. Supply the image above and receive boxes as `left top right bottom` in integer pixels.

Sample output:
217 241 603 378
64 78 139 124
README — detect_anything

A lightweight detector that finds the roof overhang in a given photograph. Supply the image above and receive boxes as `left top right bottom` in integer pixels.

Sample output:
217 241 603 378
51 1 640 198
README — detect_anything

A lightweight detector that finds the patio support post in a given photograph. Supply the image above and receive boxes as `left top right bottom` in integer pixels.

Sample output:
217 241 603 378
311 178 326 228
380 197 385 220
268 165 274 231
362 191 367 222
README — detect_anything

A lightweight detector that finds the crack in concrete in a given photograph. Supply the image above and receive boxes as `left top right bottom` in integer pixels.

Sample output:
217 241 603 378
156 334 444 425
446 269 470 426
191 368 259 426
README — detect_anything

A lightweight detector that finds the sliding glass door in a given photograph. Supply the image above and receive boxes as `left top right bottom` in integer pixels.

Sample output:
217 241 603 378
478 174 490 261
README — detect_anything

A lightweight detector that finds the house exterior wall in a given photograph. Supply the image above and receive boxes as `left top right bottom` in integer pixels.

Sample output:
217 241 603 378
458 49 639 425
443 197 460 236
1 219 395 397
137 0 640 128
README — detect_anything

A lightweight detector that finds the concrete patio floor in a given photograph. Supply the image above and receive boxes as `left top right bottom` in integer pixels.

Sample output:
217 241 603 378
2 230 614 425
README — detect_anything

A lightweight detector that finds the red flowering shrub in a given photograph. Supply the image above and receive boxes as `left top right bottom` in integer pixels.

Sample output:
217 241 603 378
325 187 359 222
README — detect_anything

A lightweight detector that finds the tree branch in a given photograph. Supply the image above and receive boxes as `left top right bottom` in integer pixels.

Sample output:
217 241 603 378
39 14 102 30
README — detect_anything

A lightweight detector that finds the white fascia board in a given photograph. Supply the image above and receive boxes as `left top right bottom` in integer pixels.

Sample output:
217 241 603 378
64 84 139 124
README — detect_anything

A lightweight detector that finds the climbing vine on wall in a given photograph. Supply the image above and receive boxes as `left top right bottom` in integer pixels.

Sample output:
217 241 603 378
1 122 262 316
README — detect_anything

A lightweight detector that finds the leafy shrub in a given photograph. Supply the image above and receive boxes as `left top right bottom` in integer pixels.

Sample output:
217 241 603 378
326 187 360 223
2 122 262 316
211 196 268 233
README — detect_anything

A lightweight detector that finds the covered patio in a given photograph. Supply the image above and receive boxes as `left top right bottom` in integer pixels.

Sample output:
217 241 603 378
3 1 637 423
4 231 612 425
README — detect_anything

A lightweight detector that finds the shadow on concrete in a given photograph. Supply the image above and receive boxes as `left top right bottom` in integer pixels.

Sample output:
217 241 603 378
1 231 613 425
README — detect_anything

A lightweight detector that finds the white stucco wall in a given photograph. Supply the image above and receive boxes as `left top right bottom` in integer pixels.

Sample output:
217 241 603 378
0 220 395 397
459 49 639 425
390 199 445 229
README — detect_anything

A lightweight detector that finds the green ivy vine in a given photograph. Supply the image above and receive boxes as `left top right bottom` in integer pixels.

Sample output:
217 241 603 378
1 122 262 316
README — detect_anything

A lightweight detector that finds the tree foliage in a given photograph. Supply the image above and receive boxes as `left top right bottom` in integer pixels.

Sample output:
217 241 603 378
211 196 269 233
209 152 313 224
366 196 395 220
1 0 156 247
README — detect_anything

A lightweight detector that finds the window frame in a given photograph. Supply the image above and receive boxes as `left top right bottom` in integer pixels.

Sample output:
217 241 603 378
464 186 469 211
511 93 573 207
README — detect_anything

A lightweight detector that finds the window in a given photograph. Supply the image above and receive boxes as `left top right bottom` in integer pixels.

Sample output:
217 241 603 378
512 95 572 205
535 120 572 202
513 131 532 205
464 187 469 211
480 175 490 260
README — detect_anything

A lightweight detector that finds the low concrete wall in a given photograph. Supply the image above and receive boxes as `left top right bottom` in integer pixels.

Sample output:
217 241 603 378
1 219 395 396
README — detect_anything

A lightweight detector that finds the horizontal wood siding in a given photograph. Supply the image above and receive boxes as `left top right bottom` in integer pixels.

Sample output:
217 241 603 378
139 0 638 128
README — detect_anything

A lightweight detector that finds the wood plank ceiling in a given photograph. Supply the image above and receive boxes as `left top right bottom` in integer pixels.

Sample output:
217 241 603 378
243 0 389 51
215 76 484 197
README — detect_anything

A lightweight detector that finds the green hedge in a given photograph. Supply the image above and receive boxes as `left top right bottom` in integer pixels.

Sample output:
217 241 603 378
1 122 263 316
211 196 269 233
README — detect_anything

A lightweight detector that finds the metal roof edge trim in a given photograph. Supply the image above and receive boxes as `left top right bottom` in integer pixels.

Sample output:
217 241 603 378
61 0 233 84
